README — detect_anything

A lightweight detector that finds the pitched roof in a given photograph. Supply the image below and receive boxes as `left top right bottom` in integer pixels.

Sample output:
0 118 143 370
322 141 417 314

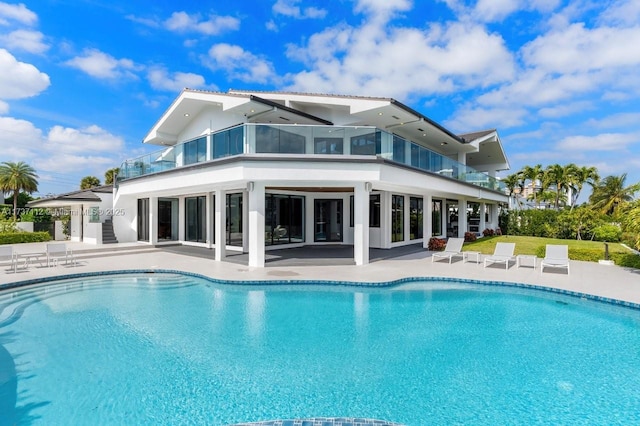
27 184 113 206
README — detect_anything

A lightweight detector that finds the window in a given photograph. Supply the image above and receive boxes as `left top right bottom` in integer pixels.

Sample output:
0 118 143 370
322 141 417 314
432 200 442 236
392 135 405 163
410 197 423 240
391 195 404 243
314 137 343 154
89 207 100 223
185 196 206 242
265 194 305 245
349 194 381 228
213 126 244 159
184 137 207 165
226 193 243 246
350 132 380 155
137 198 149 241
158 198 178 241
255 126 305 154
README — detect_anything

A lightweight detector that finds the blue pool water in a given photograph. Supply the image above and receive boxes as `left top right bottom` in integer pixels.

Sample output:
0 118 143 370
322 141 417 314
1 273 640 425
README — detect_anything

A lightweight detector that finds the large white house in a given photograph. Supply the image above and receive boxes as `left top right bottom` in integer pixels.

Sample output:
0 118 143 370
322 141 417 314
112 89 509 267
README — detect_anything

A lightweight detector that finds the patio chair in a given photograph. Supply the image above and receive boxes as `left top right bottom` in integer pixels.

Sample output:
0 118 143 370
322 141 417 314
540 244 570 275
0 246 17 273
47 243 77 267
484 242 516 270
431 237 465 264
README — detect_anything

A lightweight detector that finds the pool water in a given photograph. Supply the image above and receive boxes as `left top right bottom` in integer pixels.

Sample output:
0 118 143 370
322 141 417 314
1 274 640 425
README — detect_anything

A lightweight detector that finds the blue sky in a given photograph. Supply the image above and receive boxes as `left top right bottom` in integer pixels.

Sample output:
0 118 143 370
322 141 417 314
1 0 639 198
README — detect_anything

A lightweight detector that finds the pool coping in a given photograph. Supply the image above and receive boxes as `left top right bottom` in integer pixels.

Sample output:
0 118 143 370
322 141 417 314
2 268 640 312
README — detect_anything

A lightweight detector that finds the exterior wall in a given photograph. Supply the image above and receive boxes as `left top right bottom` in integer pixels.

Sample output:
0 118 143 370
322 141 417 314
16 222 33 232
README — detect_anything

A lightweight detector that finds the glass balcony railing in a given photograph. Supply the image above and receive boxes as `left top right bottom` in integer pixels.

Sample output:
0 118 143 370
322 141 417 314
118 124 505 192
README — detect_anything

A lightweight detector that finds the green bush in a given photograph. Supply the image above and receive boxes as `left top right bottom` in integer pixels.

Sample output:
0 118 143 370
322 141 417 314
0 220 17 233
592 223 622 242
611 253 640 268
19 208 52 223
534 246 602 262
0 231 51 244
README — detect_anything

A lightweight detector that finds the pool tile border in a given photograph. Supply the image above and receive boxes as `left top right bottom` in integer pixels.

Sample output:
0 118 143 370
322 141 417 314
2 268 639 312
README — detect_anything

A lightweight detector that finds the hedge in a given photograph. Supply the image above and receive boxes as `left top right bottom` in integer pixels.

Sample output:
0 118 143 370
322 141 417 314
0 231 51 244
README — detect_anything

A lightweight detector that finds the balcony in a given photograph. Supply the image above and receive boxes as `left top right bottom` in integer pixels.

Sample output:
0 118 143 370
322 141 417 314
118 124 505 192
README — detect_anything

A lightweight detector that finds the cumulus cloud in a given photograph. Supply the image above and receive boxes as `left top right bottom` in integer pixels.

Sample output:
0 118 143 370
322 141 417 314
65 48 140 80
272 0 327 19
0 100 8 114
205 43 276 84
557 133 639 152
0 29 49 53
0 1 37 26
285 18 515 98
445 105 528 132
164 11 240 35
0 48 50 99
46 124 125 154
0 116 42 158
147 67 210 92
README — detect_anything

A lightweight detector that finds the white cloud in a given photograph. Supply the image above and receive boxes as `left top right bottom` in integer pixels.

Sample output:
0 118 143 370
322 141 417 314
65 48 140 80
164 11 240 35
46 125 125 154
0 116 42 158
0 100 8 114
0 29 49 54
147 67 209 92
0 1 37 26
557 133 639 152
0 48 50 99
205 43 276 84
272 0 327 19
445 105 528 131
522 23 640 74
354 0 412 19
265 20 278 31
473 0 560 22
537 101 593 119
286 19 515 99
599 0 640 26
585 112 640 129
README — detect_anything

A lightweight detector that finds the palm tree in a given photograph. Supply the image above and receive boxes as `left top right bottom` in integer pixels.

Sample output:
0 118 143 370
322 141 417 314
0 161 39 220
569 166 599 211
104 167 120 185
502 173 521 209
520 164 543 206
589 173 640 215
544 163 577 210
80 176 101 190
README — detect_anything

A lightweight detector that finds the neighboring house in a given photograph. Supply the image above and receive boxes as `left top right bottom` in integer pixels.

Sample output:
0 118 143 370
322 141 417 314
27 185 117 244
113 89 510 267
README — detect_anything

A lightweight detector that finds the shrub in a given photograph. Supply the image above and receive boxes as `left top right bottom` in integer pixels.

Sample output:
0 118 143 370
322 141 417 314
494 228 502 235
464 232 477 242
428 237 447 251
611 253 640 268
592 223 622 242
0 231 51 244
0 220 17 233
482 228 494 237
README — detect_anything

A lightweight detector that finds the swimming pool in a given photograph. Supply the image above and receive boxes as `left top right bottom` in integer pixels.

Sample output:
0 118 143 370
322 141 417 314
1 273 639 425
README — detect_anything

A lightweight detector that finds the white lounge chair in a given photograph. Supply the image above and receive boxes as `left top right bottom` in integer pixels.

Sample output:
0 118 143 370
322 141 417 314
431 237 465 264
540 244 570 275
484 242 516 270
47 243 76 267
0 246 17 273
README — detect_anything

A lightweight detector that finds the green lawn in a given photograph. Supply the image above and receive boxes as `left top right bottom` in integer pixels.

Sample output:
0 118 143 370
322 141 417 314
462 235 640 268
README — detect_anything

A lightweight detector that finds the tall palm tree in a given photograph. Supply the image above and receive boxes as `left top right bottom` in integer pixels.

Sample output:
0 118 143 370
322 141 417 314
104 167 120 185
544 163 577 210
589 173 640 215
569 165 599 211
520 164 543 206
502 173 521 209
0 161 39 220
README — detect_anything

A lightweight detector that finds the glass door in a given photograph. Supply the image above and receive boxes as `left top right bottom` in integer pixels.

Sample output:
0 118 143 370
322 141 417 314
137 198 149 241
314 199 342 242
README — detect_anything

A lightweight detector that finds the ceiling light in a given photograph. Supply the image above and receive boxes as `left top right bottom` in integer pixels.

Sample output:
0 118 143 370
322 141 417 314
250 109 255 113
441 142 448 145
184 113 190 117
378 112 383 116
423 133 426 136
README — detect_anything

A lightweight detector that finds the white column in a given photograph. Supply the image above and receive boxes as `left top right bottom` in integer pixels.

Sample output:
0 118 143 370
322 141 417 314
458 199 467 238
206 192 213 248
149 196 158 244
479 202 486 234
178 197 185 241
248 182 266 268
215 189 226 261
491 204 500 230
354 182 370 266
423 193 432 249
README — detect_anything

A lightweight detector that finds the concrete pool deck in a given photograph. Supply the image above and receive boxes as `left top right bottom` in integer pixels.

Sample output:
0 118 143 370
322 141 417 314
1 241 639 305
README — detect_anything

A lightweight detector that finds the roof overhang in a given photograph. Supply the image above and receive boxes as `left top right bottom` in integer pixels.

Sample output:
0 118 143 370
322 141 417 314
462 130 510 171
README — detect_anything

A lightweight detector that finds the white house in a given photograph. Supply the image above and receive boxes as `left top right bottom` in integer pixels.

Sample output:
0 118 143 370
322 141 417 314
113 89 510 267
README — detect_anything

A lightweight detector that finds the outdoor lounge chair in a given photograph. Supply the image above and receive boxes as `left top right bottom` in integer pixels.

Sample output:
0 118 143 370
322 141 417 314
47 243 76 267
483 242 516 270
540 244 570 275
431 237 465 264
0 246 17 273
